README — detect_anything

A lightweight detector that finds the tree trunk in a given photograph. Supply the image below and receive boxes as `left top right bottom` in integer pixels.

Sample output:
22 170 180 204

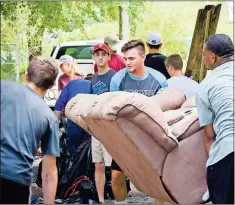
185 4 221 82
119 5 129 40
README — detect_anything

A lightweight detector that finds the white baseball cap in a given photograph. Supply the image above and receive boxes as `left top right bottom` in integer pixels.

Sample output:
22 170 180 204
59 55 73 65
146 32 162 45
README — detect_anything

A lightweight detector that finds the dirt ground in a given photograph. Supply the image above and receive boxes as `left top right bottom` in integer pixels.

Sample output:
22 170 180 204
32 156 154 204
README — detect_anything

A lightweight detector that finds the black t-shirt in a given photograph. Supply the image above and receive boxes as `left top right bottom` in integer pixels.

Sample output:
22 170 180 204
144 53 170 79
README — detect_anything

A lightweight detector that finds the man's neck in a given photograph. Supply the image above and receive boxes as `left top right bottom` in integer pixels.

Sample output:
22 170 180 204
98 66 110 75
26 82 46 97
149 48 160 54
131 65 147 78
173 70 184 77
210 56 234 70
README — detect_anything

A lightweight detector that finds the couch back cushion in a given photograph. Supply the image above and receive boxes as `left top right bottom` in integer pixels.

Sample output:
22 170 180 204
151 88 186 112
66 91 179 152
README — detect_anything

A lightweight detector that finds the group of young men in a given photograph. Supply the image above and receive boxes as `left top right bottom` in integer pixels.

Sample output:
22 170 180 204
0 32 233 205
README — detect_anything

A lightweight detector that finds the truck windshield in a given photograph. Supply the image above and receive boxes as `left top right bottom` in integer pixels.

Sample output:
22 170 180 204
56 45 94 60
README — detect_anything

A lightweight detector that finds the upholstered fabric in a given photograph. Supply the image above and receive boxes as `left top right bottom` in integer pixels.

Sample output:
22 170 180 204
65 88 208 204
150 88 186 111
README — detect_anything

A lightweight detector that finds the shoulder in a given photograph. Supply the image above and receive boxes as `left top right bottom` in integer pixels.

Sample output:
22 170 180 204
198 76 211 94
159 53 167 59
59 73 66 78
74 73 84 78
111 68 128 81
108 69 116 75
145 54 151 60
1 80 22 90
105 69 116 79
167 77 174 84
188 77 199 86
147 67 166 83
68 78 91 87
91 73 98 79
58 74 67 81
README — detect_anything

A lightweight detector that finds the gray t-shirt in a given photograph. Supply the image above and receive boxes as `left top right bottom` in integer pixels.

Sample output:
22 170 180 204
167 76 199 99
110 67 168 96
91 69 116 95
195 61 234 167
1 81 61 186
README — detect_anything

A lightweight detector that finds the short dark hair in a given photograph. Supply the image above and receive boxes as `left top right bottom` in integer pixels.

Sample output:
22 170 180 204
204 34 234 58
27 57 59 90
84 73 93 80
121 40 145 54
165 54 183 70
147 43 162 50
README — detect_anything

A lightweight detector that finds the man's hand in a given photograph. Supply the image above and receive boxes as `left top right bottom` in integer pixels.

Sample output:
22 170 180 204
204 124 215 154
42 155 58 204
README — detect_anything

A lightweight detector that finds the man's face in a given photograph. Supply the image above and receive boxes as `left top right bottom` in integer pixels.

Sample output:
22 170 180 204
93 50 110 68
123 47 145 73
202 45 216 70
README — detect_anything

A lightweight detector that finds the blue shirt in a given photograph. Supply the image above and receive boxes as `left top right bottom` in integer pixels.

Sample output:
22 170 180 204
110 67 168 96
55 79 91 129
91 69 116 95
1 81 61 186
55 79 91 111
195 61 234 167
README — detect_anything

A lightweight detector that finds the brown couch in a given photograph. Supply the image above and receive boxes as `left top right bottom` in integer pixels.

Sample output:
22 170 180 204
65 88 208 204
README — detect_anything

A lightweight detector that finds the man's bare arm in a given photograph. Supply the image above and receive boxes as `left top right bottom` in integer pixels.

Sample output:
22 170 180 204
204 124 215 154
42 155 58 204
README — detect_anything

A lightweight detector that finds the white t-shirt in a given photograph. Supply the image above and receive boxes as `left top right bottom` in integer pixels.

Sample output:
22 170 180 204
167 76 199 99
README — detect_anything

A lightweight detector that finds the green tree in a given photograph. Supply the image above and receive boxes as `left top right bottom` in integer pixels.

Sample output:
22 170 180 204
1 1 145 60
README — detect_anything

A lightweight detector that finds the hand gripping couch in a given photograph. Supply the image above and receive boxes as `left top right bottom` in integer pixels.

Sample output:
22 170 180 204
65 88 208 204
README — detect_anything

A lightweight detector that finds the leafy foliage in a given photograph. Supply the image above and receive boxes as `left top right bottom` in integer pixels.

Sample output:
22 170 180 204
1 1 232 80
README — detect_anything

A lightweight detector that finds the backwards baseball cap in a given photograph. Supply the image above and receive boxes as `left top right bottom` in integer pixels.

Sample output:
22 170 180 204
146 32 162 46
104 34 119 51
59 55 74 65
93 43 111 55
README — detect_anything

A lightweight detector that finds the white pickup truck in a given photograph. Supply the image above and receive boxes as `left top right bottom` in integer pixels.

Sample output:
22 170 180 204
45 40 126 109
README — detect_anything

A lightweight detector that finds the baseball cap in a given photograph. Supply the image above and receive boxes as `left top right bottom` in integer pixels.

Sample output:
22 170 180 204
93 43 111 55
146 32 162 45
104 34 119 51
59 55 74 65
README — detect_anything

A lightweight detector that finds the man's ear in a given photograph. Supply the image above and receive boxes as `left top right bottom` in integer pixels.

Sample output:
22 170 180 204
141 54 146 61
211 53 216 63
170 64 175 71
108 54 111 60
